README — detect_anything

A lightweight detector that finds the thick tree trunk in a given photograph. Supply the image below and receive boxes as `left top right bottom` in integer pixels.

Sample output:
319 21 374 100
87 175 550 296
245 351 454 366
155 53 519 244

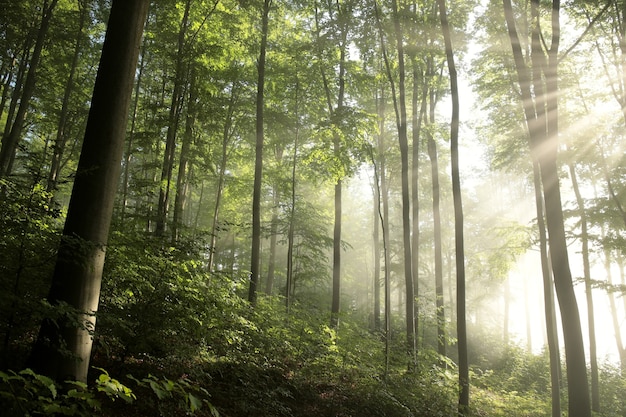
503 1 590 415
0 0 59 177
27 0 149 383
249 0 271 305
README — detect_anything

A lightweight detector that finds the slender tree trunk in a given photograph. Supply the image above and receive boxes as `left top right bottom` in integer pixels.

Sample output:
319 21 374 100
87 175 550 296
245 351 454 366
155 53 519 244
427 90 445 358
0 0 59 177
47 1 87 195
603 243 626 373
266 144 283 295
567 157 599 412
155 0 191 236
27 0 149 382
437 0 468 410
0 59 16 123
411 61 427 349
503 277 510 345
208 83 237 272
286 77 299 311
120 28 148 225
172 67 197 244
248 0 271 305
2 39 31 149
532 160 562 417
389 0 415 361
374 100 392 378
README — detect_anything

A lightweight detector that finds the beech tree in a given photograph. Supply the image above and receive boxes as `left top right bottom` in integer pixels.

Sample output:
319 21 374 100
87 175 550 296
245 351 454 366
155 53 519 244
502 0 591 415
27 0 149 382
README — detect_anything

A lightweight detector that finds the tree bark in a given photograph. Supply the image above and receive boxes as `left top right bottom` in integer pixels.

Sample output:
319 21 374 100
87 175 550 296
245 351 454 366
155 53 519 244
532 160 562 417
0 0 59 177
155 0 191 236
248 0 271 305
567 156 599 412
427 84 446 359
437 0 468 410
172 67 197 244
47 1 87 195
502 1 591 415
207 82 237 273
27 0 149 383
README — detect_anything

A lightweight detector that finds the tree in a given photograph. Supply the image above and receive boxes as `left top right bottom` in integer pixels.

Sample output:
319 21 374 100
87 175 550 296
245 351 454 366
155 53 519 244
27 0 149 382
437 0 468 411
502 0 591 415
0 0 59 177
155 0 192 237
374 0 415 363
248 0 272 305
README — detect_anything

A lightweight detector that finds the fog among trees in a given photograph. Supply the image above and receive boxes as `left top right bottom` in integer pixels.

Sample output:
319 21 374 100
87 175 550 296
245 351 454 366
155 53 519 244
1 1 626 416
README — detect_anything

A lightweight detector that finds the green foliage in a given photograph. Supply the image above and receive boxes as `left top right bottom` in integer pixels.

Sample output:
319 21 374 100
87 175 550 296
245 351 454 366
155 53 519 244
0 179 61 365
0 367 218 417
0 368 109 416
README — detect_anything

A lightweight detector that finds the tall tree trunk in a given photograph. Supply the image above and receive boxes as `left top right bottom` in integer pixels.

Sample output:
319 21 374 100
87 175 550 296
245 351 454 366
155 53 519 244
2 37 33 152
567 157 599 412
603 242 626 372
375 0 415 360
503 1 591 415
207 83 237 272
411 61 427 348
120 27 148 226
532 159 562 417
286 73 299 311
313 0 347 328
0 0 59 177
427 87 446 358
390 0 415 361
47 1 87 195
155 0 191 236
266 146 283 295
437 0 468 410
27 0 149 382
172 67 197 244
503 277 510 345
248 0 271 305
373 91 392 377
0 58 16 123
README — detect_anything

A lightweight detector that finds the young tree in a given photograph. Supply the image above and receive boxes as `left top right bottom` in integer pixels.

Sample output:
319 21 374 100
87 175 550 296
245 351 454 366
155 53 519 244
27 0 149 383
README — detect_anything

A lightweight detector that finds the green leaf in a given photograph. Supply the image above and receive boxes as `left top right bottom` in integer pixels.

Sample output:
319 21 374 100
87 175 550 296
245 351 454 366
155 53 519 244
187 392 202 411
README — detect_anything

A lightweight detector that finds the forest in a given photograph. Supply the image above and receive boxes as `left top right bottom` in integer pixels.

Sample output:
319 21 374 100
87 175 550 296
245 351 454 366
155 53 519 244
1 0 625 416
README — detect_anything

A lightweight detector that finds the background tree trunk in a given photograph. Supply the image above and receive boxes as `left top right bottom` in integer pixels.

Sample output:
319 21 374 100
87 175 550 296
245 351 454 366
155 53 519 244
248 0 271 305
0 0 59 177
437 0 468 410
